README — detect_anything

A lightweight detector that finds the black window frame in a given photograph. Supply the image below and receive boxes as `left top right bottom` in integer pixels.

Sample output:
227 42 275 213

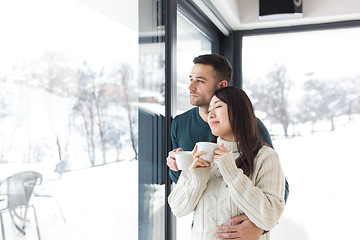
164 1 225 239
234 19 360 88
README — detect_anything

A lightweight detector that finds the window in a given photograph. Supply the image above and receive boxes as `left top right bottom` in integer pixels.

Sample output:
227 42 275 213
175 10 213 239
176 12 212 114
0 0 138 238
138 0 167 239
242 28 360 240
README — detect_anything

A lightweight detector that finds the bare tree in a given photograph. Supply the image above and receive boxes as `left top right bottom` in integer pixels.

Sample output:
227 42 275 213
72 63 100 166
13 51 79 97
72 62 138 166
338 75 360 120
249 64 292 137
0 77 9 119
109 64 138 159
296 77 347 131
295 78 327 132
73 90 96 166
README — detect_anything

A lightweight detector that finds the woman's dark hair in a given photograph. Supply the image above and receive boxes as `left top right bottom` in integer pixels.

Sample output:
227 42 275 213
213 86 264 177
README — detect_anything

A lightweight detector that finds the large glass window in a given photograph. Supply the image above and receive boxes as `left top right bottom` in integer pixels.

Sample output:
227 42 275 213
138 0 166 239
0 0 138 238
176 12 212 114
242 28 360 240
175 11 212 240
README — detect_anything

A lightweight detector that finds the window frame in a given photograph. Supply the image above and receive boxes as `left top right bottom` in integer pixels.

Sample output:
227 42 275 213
163 9 360 237
163 1 224 239
234 20 360 88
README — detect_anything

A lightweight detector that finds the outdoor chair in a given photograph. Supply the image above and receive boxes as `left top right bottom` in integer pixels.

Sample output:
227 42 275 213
0 171 42 240
33 161 68 223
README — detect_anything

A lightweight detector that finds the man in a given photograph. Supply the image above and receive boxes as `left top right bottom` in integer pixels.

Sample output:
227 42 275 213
166 54 289 240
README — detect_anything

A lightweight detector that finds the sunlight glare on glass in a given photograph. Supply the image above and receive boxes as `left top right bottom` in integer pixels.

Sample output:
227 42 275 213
0 0 137 75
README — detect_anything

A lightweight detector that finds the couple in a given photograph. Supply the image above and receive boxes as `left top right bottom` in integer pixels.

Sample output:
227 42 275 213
166 54 288 240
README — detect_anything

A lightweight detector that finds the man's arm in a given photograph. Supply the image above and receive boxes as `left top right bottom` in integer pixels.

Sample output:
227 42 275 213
216 215 263 240
169 168 181 183
258 119 290 235
257 118 290 203
257 118 273 148
167 149 182 183
168 118 181 183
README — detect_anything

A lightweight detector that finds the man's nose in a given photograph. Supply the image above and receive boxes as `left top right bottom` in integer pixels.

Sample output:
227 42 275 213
188 81 196 91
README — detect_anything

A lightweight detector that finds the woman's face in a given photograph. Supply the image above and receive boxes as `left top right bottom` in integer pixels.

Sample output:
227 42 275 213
208 96 234 141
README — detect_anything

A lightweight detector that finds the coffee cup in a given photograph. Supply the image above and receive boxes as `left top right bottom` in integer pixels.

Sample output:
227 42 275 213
174 151 193 170
196 142 218 163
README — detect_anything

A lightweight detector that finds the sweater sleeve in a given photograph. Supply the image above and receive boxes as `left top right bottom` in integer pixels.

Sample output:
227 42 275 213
168 167 210 217
215 148 285 230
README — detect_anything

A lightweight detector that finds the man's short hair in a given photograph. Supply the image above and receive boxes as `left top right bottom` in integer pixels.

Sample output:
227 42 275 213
193 54 233 84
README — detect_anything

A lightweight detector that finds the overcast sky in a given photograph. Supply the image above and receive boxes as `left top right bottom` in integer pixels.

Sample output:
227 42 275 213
242 27 360 80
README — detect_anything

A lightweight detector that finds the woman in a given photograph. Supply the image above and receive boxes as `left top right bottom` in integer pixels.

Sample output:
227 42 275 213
168 87 286 240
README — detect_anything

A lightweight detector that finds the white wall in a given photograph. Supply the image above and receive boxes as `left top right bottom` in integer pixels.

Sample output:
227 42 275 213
77 0 138 31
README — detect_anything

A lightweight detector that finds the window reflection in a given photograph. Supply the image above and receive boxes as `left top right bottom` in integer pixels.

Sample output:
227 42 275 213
176 12 212 114
138 0 166 239
175 11 212 240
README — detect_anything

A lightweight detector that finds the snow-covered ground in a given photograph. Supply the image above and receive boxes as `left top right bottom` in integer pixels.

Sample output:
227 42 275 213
0 160 138 240
1 117 359 240
177 116 360 240
272 117 360 240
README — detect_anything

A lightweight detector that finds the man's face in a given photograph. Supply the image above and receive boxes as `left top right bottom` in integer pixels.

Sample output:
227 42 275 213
188 64 218 107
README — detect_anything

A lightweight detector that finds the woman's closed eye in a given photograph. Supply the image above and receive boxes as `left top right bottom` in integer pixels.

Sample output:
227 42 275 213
208 105 222 114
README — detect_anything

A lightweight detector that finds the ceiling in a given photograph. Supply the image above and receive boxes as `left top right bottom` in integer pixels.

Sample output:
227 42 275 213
77 0 360 37
193 0 360 34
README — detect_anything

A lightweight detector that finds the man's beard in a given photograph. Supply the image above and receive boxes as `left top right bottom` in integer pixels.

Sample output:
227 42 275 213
190 93 207 107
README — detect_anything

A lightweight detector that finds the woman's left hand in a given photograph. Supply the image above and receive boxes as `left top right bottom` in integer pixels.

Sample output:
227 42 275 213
213 143 230 161
191 144 210 168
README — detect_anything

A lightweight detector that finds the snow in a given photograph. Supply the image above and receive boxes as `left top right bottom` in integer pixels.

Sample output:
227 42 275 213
0 160 138 240
1 81 359 239
1 82 359 239
271 117 360 240
1 117 359 239
176 117 360 240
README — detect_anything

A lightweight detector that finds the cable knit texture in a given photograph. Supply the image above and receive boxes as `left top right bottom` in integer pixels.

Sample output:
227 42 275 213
168 137 285 240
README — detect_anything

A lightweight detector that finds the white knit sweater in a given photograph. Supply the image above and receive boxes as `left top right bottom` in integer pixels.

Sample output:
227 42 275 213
168 137 285 240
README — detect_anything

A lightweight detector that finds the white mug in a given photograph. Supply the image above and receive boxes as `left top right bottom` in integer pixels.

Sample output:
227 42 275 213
196 142 218 163
174 151 193 170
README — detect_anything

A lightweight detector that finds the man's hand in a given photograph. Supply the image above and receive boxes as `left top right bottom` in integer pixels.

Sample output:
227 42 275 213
166 148 183 171
216 214 263 240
